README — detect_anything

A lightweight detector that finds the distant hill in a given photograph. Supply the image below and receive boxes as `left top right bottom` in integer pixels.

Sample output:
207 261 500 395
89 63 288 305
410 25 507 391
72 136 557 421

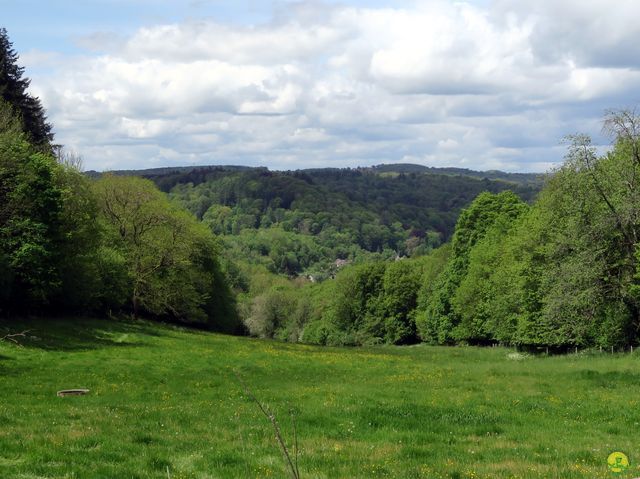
87 163 544 186
85 164 255 180
96 163 543 276
367 163 543 185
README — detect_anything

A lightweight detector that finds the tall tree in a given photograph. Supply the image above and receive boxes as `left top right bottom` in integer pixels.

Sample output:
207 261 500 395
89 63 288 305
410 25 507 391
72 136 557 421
416 191 528 344
93 175 239 330
0 100 62 311
0 28 53 148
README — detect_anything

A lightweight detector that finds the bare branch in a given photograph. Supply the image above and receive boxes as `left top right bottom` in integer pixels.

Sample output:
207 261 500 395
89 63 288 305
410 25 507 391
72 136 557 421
603 107 640 166
0 329 31 345
56 148 84 171
290 406 300 479
233 371 300 479
565 134 635 252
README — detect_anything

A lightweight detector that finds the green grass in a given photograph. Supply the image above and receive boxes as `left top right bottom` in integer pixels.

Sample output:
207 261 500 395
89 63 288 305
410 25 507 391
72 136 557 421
1 318 639 478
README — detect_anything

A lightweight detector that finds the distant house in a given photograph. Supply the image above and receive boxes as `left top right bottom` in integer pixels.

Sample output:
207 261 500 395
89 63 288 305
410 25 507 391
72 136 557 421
334 258 350 268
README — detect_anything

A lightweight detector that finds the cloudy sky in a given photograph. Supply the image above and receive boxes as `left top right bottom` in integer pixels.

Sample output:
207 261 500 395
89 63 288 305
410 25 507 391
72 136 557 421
4 0 640 172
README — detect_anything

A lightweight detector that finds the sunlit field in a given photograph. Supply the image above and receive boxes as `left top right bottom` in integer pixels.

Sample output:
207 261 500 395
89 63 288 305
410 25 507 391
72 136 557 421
1 318 639 478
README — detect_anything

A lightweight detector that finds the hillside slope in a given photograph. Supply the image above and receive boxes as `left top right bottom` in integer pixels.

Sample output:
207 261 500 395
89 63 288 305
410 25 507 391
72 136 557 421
0 318 636 478
94 164 542 276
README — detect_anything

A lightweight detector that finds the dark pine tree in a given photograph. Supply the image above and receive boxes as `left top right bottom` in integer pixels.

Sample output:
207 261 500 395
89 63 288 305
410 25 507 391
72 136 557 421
0 28 53 148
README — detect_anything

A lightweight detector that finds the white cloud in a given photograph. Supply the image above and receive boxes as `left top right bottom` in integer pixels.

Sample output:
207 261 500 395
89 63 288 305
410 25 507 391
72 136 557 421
26 0 640 172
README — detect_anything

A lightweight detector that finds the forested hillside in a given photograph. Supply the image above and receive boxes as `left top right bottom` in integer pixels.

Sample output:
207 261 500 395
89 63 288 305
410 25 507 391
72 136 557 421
236 112 640 351
104 164 540 278
3 24 640 353
0 29 238 332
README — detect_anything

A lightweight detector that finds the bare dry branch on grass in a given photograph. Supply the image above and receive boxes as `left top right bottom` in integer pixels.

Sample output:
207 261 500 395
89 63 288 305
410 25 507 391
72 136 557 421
0 330 30 346
233 370 301 479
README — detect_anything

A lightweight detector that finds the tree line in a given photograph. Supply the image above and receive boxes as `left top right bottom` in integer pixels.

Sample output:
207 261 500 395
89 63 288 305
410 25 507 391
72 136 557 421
4 25 638 350
0 29 238 331
162 164 538 278
243 111 640 350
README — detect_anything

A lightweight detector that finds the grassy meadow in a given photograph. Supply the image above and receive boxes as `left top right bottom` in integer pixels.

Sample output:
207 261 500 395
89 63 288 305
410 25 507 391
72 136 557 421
1 318 639 478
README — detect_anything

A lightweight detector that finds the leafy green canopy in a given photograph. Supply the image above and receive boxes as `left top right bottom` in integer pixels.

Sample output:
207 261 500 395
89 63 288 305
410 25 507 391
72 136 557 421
411 110 640 349
1 100 64 310
92 175 240 331
0 28 239 331
163 167 537 277
416 191 528 344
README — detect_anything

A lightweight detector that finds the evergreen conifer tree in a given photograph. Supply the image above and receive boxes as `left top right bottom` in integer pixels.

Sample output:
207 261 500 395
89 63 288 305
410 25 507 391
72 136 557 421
0 28 53 148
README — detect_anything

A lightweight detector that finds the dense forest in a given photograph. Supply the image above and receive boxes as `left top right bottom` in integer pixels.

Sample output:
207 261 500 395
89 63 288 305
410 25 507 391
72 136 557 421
0 29 239 332
234 119 640 350
3 26 640 351
97 164 540 279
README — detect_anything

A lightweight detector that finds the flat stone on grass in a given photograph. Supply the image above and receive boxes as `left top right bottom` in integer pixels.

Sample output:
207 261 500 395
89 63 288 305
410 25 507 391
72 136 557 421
57 389 90 397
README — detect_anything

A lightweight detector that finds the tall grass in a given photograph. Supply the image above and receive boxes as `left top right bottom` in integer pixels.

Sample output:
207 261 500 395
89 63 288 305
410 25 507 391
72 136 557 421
0 317 639 478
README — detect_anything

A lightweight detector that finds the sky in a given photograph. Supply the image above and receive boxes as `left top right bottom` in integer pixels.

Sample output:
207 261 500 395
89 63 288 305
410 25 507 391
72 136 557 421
3 0 640 172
